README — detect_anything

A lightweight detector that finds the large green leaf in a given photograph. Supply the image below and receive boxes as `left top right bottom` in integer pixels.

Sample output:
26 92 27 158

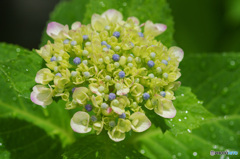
62 132 147 159
180 53 240 116
133 115 240 159
83 0 174 47
40 0 89 47
0 119 62 159
0 43 74 145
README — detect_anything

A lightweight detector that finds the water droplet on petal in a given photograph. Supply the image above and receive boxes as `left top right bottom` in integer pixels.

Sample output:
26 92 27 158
140 149 145 154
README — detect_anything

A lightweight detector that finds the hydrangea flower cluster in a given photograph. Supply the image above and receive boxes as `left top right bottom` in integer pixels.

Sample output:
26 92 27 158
31 9 184 142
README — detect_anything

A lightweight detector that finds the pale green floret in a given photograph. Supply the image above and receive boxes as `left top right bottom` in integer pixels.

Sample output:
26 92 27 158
98 86 105 92
156 67 162 73
150 52 156 58
57 56 62 61
71 71 77 77
114 46 121 51
127 57 133 62
119 56 127 66
114 62 120 68
103 48 108 52
128 63 133 67
105 25 110 30
82 50 89 56
135 57 141 63
105 75 111 81
148 73 155 78
112 99 119 105
83 71 90 78
85 42 91 46
98 58 104 63
115 83 121 90
163 72 168 78
82 60 88 65
54 66 58 72
101 103 108 109
105 56 110 62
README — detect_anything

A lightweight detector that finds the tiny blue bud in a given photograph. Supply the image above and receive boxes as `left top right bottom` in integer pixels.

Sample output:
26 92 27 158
143 93 150 100
106 44 111 49
71 40 77 46
55 73 62 77
109 93 116 101
50 56 57 62
91 115 97 122
85 104 92 111
113 31 120 38
63 39 70 44
119 71 125 78
73 57 81 65
72 87 76 93
101 41 107 46
83 35 88 40
162 60 168 65
119 113 126 119
160 91 166 97
109 121 116 127
112 54 120 61
147 60 155 68
138 32 144 37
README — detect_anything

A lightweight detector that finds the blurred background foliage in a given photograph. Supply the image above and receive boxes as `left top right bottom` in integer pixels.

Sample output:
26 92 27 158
1 0 240 53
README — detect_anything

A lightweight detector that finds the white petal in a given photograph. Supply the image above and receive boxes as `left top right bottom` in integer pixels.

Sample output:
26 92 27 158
91 14 106 31
101 9 123 22
30 86 53 107
47 22 65 38
107 128 125 142
154 97 176 118
127 17 140 25
168 46 184 62
70 111 92 133
117 86 129 96
144 20 167 37
130 112 151 132
71 21 81 30
89 83 102 96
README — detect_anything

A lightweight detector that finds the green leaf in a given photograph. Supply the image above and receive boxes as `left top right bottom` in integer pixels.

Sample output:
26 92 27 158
0 138 10 159
83 0 174 47
40 0 89 47
0 118 63 159
133 115 240 159
180 53 240 116
62 132 147 159
0 43 75 145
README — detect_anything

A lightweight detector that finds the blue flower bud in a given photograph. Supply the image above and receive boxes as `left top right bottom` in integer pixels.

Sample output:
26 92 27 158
71 40 77 46
119 113 126 119
83 35 88 40
73 57 81 65
63 39 70 44
160 91 166 97
113 31 120 38
138 32 144 37
112 54 120 61
143 93 150 100
85 104 92 111
72 87 76 93
162 60 168 65
50 56 57 62
101 41 107 46
91 115 97 122
119 71 125 78
109 93 116 100
147 60 155 68
106 44 111 49
55 73 62 77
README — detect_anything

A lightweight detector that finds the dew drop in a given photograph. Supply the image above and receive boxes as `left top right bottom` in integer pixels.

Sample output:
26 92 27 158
221 87 229 95
16 48 21 52
193 152 197 156
178 119 181 122
123 2 127 6
0 143 2 146
2 65 5 68
172 155 176 159
213 145 218 149
184 117 187 119
181 94 184 96
140 149 145 154
177 152 182 156
125 156 130 159
185 110 188 113
170 119 173 121
201 117 205 120
26 69 29 72
187 129 191 133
